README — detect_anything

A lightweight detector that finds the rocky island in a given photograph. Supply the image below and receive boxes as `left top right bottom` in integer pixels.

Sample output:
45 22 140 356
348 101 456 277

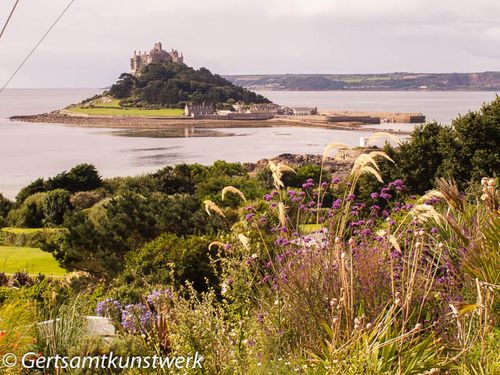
11 42 424 134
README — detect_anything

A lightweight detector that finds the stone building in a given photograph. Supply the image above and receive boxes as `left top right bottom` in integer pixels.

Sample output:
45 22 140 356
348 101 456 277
184 103 215 118
293 107 318 116
130 42 184 75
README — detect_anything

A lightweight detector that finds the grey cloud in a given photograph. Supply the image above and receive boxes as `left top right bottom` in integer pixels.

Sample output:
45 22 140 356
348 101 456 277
0 0 498 87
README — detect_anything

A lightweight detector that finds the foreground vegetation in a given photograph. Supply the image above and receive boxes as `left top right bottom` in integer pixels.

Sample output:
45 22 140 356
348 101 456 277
0 98 498 374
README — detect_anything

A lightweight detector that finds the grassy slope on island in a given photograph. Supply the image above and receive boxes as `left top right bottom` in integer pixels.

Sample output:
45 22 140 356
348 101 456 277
0 246 66 276
68 105 184 117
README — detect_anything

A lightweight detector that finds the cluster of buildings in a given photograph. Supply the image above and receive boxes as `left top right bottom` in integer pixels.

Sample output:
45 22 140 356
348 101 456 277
184 102 317 119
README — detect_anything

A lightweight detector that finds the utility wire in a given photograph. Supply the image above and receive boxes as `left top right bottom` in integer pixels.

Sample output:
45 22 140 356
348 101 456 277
0 0 21 40
0 0 76 94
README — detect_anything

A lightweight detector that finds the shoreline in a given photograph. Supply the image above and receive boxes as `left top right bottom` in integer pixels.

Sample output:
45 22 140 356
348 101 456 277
9 111 413 135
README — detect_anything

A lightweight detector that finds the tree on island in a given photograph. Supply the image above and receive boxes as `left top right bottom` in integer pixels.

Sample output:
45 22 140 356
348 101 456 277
107 62 270 108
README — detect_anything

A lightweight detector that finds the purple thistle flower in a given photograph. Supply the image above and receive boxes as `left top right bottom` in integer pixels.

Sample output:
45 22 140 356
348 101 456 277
370 192 379 199
331 176 341 184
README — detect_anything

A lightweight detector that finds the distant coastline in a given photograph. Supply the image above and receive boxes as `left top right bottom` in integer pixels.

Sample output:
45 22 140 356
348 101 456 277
225 72 500 91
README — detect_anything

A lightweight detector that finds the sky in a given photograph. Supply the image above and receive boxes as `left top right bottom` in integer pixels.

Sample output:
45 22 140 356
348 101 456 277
0 0 499 88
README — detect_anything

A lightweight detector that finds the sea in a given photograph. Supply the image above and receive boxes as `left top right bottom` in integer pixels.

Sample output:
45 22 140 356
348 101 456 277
0 89 497 199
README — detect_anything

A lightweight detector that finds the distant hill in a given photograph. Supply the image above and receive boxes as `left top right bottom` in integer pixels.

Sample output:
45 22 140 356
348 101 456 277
224 72 500 91
106 63 270 108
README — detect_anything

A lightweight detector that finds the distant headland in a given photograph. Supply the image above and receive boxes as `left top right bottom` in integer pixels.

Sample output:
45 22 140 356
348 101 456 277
224 72 500 91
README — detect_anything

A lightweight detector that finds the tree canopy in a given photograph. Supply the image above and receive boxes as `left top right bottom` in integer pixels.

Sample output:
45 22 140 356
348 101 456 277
108 62 270 107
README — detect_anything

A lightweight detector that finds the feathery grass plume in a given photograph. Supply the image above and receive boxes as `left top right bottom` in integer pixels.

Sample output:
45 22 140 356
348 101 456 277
208 241 227 251
369 150 394 164
435 178 464 211
350 152 392 181
410 204 444 224
221 186 247 202
203 200 225 217
365 131 399 146
269 161 295 189
322 143 349 162
419 190 445 203
238 233 250 249
361 165 384 183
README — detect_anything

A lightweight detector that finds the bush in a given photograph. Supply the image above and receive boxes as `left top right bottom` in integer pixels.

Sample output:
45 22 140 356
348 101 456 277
0 227 67 249
117 234 217 295
0 193 13 218
46 163 102 193
69 190 105 210
8 192 47 227
41 189 72 226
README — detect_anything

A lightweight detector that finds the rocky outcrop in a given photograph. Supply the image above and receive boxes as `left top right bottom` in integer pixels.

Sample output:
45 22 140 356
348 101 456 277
244 150 363 177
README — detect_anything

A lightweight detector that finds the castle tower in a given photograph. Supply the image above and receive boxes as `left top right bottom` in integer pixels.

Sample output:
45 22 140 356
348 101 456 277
130 42 184 75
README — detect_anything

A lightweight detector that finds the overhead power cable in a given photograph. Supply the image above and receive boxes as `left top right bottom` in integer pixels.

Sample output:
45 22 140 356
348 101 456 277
0 0 21 40
0 0 76 94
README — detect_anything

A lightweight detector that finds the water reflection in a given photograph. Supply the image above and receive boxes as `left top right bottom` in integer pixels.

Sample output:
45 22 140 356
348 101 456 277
110 127 237 138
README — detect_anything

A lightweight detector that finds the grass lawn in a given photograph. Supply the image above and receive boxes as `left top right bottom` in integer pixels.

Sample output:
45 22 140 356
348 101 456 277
68 105 185 117
0 246 67 276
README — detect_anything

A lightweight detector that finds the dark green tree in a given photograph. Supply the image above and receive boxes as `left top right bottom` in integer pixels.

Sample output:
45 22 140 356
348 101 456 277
47 164 102 193
109 73 136 99
42 189 72 226
117 234 217 294
16 178 46 204
394 122 447 194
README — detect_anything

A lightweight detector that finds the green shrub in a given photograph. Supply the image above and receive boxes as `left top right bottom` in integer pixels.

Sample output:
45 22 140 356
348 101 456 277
42 189 72 226
8 192 47 227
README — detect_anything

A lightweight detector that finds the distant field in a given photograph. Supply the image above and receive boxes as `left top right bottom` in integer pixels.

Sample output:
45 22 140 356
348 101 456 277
0 246 66 276
68 104 184 117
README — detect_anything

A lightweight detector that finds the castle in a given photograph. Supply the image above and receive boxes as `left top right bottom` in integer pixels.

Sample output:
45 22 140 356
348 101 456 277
130 42 184 75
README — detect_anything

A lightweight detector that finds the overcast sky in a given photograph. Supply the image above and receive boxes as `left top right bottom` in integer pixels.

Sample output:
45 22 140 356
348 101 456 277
0 0 499 88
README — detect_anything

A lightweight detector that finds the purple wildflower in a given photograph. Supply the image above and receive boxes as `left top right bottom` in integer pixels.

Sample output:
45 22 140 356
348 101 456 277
96 298 122 321
245 213 255 221
121 304 154 334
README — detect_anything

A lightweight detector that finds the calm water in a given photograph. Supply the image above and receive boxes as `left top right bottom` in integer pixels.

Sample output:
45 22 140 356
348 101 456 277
0 89 497 198
259 90 498 124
